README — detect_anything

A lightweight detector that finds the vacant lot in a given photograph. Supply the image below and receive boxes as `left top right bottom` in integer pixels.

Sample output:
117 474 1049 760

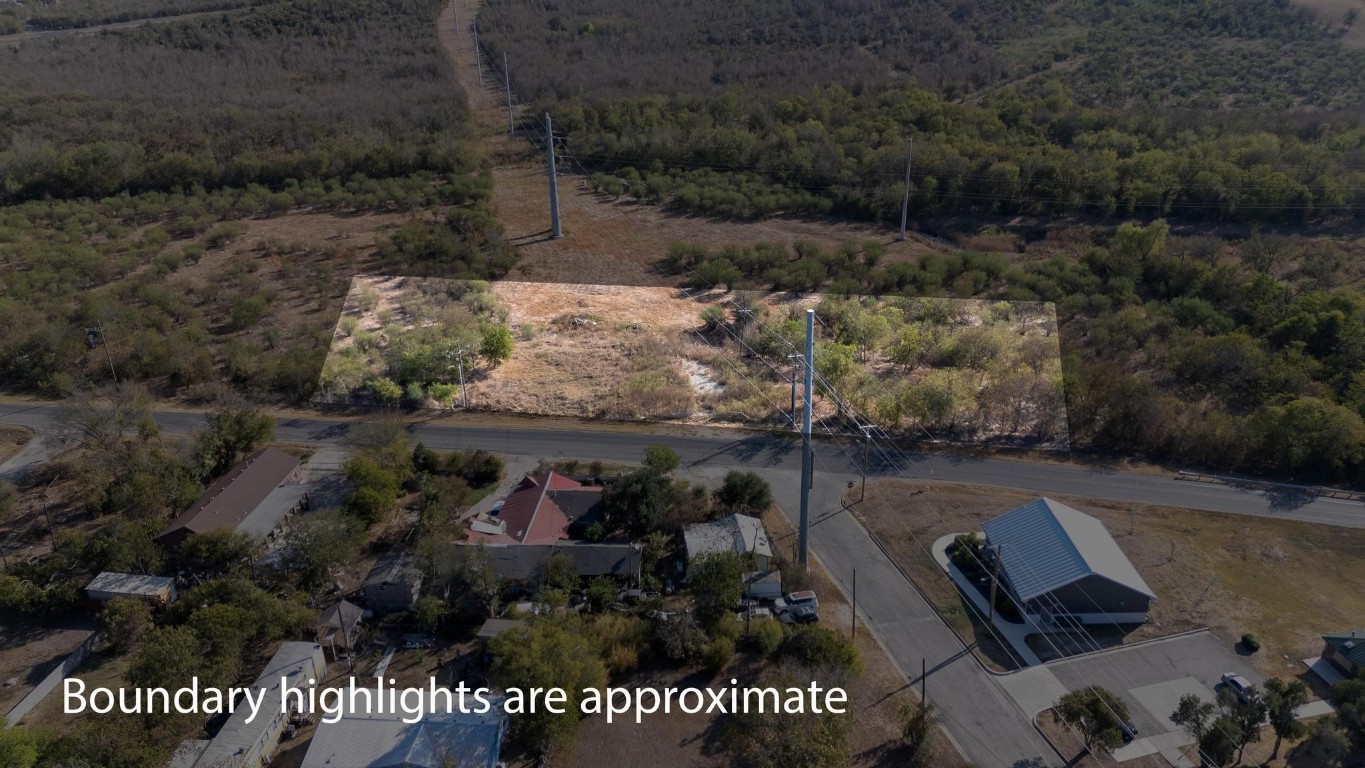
856 479 1365 679
320 277 1066 447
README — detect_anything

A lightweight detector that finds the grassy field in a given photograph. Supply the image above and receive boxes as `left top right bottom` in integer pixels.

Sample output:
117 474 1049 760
856 480 1365 680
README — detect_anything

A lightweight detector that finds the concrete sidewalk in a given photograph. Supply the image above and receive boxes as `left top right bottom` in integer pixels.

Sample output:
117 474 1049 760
932 533 1044 666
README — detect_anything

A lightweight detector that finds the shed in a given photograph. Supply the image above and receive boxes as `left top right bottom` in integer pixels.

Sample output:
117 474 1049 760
85 572 177 605
362 552 423 614
683 514 772 573
159 447 302 548
316 600 364 656
980 498 1155 626
476 618 526 654
1323 629 1365 678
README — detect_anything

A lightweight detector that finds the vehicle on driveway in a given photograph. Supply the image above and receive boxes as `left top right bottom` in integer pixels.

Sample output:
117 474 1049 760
773 590 818 614
779 605 819 624
490 498 505 515
1220 672 1254 701
1120 721 1139 743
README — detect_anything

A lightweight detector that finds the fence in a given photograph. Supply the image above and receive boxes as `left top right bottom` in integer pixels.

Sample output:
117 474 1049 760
4 630 100 726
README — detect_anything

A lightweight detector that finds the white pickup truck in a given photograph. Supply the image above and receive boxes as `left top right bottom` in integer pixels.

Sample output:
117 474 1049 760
773 590 818 614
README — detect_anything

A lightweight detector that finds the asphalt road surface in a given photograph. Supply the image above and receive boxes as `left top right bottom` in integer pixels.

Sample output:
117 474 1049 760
4 403 1355 526
4 401 1362 767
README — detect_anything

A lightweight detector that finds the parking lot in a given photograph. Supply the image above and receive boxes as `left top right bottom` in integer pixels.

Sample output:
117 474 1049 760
1046 630 1260 737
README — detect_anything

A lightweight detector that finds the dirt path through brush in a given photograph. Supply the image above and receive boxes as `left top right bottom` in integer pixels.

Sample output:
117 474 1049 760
438 0 949 287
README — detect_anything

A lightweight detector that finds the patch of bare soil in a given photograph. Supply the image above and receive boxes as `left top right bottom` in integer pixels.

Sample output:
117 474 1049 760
0 424 31 465
437 2 952 288
0 615 96 716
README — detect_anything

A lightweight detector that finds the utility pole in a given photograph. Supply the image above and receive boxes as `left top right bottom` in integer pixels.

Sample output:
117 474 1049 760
787 353 802 427
851 568 857 639
859 423 875 502
86 323 118 383
456 348 468 409
503 52 514 138
988 544 1003 622
473 21 483 86
798 308 814 567
898 136 913 242
339 604 355 671
546 113 562 239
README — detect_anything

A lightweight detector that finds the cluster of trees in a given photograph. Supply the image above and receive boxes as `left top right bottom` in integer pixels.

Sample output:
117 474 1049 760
480 0 1365 109
600 445 774 540
319 279 516 407
338 423 503 529
558 85 1365 224
0 0 471 204
0 0 514 404
666 222 1365 483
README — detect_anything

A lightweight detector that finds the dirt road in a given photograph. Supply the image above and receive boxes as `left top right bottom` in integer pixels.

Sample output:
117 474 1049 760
437 0 949 287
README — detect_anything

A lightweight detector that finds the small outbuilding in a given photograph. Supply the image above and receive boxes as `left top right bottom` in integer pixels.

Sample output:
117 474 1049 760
361 552 423 614
683 514 772 574
316 600 364 658
980 498 1155 626
1322 629 1365 679
84 572 177 605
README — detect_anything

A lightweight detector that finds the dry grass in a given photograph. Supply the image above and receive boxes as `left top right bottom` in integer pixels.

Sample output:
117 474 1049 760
856 479 1365 679
0 424 31 466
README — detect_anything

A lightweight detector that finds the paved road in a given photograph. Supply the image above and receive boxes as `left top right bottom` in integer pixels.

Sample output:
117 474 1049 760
5 400 1363 767
4 402 1358 527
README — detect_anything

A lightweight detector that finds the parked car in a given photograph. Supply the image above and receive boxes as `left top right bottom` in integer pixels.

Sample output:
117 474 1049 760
401 633 436 649
779 605 819 624
489 498 505 515
773 590 818 614
1120 721 1138 743
745 606 774 621
619 588 660 605
1220 673 1254 701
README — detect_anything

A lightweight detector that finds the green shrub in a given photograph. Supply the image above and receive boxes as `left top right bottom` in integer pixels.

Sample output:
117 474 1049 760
780 625 863 675
1241 633 1260 653
752 618 785 657
702 636 735 674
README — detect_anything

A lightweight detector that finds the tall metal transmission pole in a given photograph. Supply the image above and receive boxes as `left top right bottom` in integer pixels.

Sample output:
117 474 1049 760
546 113 562 239
473 21 483 86
503 52 514 138
898 137 913 242
798 308 814 567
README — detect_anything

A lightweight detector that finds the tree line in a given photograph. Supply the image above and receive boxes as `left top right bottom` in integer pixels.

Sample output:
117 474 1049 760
479 0 1365 109
557 84 1365 225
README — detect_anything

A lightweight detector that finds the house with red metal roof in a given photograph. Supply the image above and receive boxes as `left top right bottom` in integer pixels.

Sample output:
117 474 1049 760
465 471 604 545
